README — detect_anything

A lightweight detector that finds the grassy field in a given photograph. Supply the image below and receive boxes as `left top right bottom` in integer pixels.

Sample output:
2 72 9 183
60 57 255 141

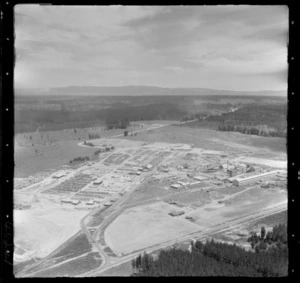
215 185 249 197
223 187 287 212
14 122 168 178
32 252 102 277
20 232 93 276
15 139 96 178
119 125 286 155
14 259 36 275
122 179 171 206
175 120 219 130
52 233 92 260
162 189 211 207
212 210 287 247
98 261 133 276
245 210 287 232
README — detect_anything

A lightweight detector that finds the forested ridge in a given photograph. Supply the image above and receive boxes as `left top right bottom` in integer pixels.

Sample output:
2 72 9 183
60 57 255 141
15 94 286 134
15 103 185 133
131 224 288 277
208 104 287 137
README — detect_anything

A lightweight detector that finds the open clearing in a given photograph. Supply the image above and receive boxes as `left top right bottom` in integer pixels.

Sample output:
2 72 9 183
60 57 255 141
14 121 174 178
119 125 286 159
187 187 287 227
15 139 96 178
104 202 202 255
14 193 88 261
244 210 287 233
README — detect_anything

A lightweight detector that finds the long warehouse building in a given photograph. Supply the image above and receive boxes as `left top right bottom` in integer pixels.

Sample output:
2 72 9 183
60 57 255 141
231 170 278 186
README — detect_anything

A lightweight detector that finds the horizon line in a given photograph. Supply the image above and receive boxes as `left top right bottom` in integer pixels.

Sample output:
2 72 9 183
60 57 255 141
15 85 287 93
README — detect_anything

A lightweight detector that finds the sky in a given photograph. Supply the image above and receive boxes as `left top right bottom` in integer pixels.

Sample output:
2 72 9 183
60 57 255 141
14 5 288 91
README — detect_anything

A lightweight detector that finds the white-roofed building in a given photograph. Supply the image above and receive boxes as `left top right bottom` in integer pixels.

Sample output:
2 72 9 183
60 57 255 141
232 170 278 186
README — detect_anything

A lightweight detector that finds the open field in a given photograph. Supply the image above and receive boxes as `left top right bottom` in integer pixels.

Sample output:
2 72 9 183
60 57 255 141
97 261 133 277
186 187 287 228
222 187 287 212
214 185 249 197
122 179 172 206
119 125 286 158
104 202 202 255
162 189 211 208
209 209 287 248
15 139 96 178
18 232 93 275
14 122 172 178
31 252 102 277
245 210 287 233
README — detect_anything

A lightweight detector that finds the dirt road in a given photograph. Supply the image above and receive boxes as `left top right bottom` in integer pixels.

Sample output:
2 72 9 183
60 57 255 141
80 200 286 277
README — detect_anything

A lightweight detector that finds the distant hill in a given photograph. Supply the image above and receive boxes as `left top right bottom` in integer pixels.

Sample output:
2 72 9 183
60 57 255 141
15 86 287 97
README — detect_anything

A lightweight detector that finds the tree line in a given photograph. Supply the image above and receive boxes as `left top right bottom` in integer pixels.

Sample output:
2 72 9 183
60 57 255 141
105 118 130 130
69 156 90 164
131 224 288 277
88 133 100 139
218 122 286 138
206 103 286 138
247 224 287 252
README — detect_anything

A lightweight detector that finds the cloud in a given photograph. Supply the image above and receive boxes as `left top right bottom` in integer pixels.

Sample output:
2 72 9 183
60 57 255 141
14 5 288 91
164 66 184 73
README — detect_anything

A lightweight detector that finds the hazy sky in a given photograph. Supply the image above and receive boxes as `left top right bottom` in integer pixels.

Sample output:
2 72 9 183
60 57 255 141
15 5 288 91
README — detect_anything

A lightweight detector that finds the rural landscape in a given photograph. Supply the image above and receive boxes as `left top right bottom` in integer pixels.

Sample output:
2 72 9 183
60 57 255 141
13 5 288 277
14 88 287 277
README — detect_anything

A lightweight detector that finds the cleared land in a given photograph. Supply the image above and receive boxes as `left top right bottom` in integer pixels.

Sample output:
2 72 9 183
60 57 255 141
162 189 211 208
104 202 202 255
187 187 287 227
14 194 87 261
14 122 166 178
245 210 287 233
119 125 286 158
31 252 102 277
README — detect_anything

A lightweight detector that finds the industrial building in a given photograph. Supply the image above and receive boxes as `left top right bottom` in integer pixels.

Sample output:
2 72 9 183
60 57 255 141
231 170 278 186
